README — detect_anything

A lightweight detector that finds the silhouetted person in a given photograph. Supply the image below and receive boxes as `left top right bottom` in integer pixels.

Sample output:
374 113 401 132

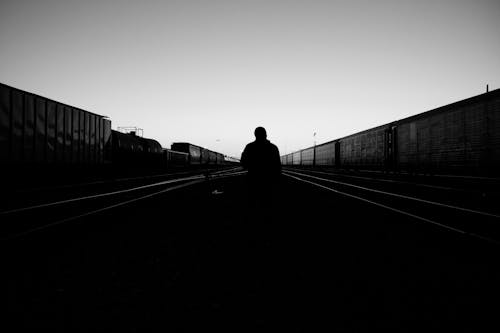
241 127 281 216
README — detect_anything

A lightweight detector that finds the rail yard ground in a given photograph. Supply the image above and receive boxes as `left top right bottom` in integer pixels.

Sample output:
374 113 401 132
4 169 500 331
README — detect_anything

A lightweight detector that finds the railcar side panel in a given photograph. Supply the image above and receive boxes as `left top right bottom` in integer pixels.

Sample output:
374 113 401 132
0 85 9 162
165 149 189 167
217 153 224 164
55 105 65 163
190 145 201 164
103 119 112 163
64 106 72 163
292 151 301 165
397 123 411 169
94 115 100 163
35 97 46 163
371 128 386 167
89 114 96 164
78 109 85 163
72 108 79 163
301 147 314 166
200 148 209 164
24 95 35 162
415 118 430 170
11 90 23 163
209 151 216 164
340 137 353 167
95 117 100 163
465 103 485 170
46 101 56 163
488 97 500 171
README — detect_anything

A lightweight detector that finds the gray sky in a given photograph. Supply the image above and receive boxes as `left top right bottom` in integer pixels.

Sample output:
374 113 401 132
1 0 499 158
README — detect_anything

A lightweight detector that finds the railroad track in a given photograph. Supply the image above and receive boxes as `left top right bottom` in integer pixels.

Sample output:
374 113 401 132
4 167 242 214
283 168 500 245
283 167 500 215
1 168 245 240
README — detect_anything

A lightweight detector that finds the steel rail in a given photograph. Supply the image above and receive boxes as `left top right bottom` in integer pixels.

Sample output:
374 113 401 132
15 166 240 193
304 167 500 181
285 169 500 219
1 169 245 215
283 167 464 192
2 170 246 240
283 172 500 245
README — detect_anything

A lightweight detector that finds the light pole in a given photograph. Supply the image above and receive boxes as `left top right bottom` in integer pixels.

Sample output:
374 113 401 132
313 132 317 167
215 139 221 168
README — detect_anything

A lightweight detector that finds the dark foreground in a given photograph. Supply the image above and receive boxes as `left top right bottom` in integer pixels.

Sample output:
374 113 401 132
5 174 500 331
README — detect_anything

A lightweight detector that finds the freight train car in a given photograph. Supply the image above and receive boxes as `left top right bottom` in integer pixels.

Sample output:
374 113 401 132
163 149 189 168
339 124 388 170
282 89 500 176
171 142 226 166
111 130 163 169
0 83 112 167
171 142 202 165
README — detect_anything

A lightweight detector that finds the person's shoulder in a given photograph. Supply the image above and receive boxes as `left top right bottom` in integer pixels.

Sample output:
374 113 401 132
268 141 279 150
247 141 260 148
243 141 255 152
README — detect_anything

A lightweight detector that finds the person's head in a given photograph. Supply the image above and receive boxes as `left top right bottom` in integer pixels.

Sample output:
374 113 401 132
254 127 267 141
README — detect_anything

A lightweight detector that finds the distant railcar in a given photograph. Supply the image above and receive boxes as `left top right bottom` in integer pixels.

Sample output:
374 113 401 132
200 148 210 164
111 130 163 168
171 142 226 166
282 89 500 176
208 151 217 164
163 149 189 168
216 152 225 165
171 142 202 165
140 136 163 166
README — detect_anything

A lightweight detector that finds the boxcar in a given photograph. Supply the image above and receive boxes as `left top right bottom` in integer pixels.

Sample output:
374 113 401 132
281 89 500 175
292 151 301 165
314 141 338 166
339 124 386 170
111 130 143 166
163 149 189 168
208 150 217 164
171 142 226 166
394 90 500 174
301 147 315 166
0 82 111 166
171 142 202 165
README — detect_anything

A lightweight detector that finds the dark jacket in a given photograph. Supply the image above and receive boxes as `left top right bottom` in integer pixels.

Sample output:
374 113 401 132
241 139 281 182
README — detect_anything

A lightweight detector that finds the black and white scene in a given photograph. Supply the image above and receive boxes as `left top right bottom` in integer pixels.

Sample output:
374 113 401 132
2 0 500 331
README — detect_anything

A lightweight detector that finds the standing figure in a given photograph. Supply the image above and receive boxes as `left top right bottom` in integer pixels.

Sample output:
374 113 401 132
240 127 281 212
